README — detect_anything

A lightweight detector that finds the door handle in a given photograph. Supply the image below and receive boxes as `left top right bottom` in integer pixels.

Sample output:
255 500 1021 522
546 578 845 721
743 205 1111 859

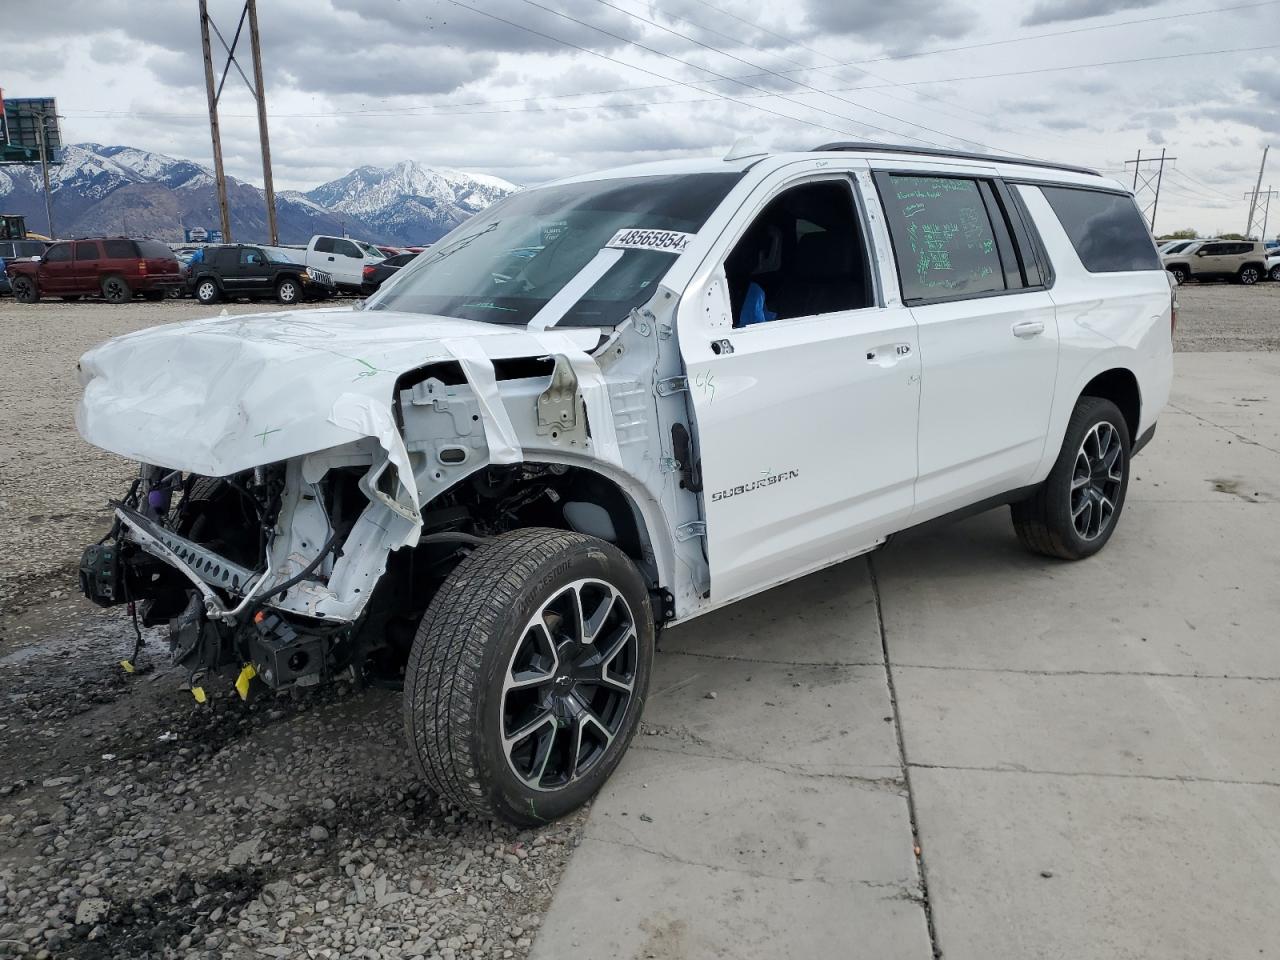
1012 320 1045 339
327 256 335 261
866 343 912 367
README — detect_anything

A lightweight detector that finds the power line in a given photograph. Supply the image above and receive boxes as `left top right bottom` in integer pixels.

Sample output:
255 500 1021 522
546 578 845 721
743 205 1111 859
507 0 952 147
439 0 858 141
589 0 1040 158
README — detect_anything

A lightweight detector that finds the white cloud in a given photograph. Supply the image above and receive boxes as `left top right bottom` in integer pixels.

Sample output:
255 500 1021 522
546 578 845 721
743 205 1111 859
0 0 1272 233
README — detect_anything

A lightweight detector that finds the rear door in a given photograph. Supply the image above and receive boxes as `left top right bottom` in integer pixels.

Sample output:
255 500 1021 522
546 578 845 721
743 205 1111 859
872 169 1059 517
326 238 365 286
74 241 103 291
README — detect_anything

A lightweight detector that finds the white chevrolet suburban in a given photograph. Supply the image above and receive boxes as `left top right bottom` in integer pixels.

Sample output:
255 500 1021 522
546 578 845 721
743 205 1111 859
75 143 1174 825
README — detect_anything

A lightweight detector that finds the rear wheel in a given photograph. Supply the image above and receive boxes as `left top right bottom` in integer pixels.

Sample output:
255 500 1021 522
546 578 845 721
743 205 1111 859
1011 397 1131 560
101 275 131 303
1239 265 1260 285
12 276 38 303
404 528 654 826
195 279 220 304
276 277 300 304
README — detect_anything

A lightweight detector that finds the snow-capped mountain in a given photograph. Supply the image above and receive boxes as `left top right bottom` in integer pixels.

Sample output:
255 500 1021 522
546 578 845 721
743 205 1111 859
305 161 518 246
0 143 518 245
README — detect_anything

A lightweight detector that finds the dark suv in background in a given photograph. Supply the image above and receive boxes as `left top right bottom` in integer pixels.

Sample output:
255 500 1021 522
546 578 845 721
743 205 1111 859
188 245 334 304
0 238 46 294
6 238 183 303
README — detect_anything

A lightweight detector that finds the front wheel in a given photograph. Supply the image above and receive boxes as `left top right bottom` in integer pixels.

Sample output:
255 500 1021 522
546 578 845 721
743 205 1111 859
276 277 300 304
1168 266 1188 285
12 276 38 303
404 528 654 826
1011 396 1131 560
1270 264 1280 282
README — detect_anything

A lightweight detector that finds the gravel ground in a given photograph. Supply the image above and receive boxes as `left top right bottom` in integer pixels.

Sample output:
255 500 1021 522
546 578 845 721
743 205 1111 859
0 280 1275 959
1172 280 1280 352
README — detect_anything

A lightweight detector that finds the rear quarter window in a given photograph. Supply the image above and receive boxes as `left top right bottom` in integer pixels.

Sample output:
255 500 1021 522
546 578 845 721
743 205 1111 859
1040 186 1160 272
136 240 176 259
102 239 136 258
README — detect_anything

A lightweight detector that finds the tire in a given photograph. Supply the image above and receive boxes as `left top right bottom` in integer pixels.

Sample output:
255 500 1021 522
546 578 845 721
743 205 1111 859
60 295 81 302
1011 396 1131 561
276 277 301 304
404 528 654 826
1238 265 1260 285
195 279 220 304
101 275 131 304
1270 265 1280 282
1167 265 1188 284
12 276 38 303
142 290 165 302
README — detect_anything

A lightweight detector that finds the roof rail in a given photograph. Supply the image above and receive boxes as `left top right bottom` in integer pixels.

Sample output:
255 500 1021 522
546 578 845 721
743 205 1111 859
811 142 1100 177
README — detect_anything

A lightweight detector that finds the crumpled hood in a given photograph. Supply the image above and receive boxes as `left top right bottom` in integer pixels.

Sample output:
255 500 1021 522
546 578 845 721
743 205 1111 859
76 305 599 476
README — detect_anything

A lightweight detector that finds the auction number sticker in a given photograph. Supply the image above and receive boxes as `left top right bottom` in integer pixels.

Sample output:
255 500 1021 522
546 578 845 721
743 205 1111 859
606 228 695 254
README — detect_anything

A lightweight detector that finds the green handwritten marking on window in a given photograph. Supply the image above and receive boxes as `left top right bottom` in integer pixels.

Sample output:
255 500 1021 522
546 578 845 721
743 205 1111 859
982 239 994 254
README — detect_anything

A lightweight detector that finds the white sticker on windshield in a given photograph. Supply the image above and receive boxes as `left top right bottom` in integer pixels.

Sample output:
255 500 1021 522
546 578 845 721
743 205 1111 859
606 228 695 254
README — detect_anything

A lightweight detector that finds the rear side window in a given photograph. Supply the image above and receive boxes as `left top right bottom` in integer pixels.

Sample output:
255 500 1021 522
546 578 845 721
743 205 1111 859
45 243 72 263
874 173 1012 303
136 240 175 259
314 237 335 254
1040 186 1160 273
103 239 136 258
75 241 101 261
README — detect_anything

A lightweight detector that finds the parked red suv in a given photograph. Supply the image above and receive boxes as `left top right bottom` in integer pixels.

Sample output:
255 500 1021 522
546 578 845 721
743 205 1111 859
5 237 184 303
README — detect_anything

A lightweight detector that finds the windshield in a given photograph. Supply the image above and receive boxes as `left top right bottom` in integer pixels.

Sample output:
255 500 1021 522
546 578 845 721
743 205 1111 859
356 240 385 260
369 172 742 326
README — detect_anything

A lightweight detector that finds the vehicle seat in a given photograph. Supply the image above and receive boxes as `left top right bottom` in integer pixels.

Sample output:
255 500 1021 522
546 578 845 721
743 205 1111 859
774 231 864 319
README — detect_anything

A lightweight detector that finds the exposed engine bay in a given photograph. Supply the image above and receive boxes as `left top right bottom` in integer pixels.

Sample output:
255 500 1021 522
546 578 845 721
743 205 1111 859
73 304 709 697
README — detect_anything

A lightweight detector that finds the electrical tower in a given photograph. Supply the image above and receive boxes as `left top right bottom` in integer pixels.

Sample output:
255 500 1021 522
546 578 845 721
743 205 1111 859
197 0 278 244
1244 146 1271 240
1243 187 1277 242
1124 148 1176 235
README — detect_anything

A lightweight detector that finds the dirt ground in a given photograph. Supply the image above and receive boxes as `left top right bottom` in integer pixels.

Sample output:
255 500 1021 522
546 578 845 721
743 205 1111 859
0 281 1275 959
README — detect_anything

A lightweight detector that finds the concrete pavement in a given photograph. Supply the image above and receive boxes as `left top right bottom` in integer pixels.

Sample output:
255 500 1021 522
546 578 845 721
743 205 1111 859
533 353 1280 960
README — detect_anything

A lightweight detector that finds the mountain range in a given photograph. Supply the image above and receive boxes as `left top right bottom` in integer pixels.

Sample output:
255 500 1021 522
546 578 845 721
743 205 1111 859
0 143 519 246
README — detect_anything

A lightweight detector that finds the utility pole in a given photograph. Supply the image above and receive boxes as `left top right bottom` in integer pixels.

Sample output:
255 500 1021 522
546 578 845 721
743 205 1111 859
1125 148 1175 235
1244 146 1270 239
34 111 55 238
196 1 279 245
245 0 278 244
1242 186 1277 241
199 0 233 243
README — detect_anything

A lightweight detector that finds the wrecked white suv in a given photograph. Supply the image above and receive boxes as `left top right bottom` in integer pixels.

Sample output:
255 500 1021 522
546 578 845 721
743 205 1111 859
75 143 1174 825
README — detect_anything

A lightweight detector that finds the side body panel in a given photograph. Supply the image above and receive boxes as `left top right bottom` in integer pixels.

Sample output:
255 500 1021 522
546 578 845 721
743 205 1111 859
1017 184 1173 481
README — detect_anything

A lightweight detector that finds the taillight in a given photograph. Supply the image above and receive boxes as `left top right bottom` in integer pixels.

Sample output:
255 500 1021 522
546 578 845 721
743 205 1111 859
1170 286 1178 337
138 259 147 276
362 265 375 279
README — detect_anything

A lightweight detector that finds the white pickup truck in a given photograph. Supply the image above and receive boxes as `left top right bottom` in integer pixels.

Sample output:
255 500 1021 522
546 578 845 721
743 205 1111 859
304 235 385 292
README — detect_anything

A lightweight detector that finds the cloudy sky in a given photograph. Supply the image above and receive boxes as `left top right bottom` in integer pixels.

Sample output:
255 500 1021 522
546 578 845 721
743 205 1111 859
2 0 1277 233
